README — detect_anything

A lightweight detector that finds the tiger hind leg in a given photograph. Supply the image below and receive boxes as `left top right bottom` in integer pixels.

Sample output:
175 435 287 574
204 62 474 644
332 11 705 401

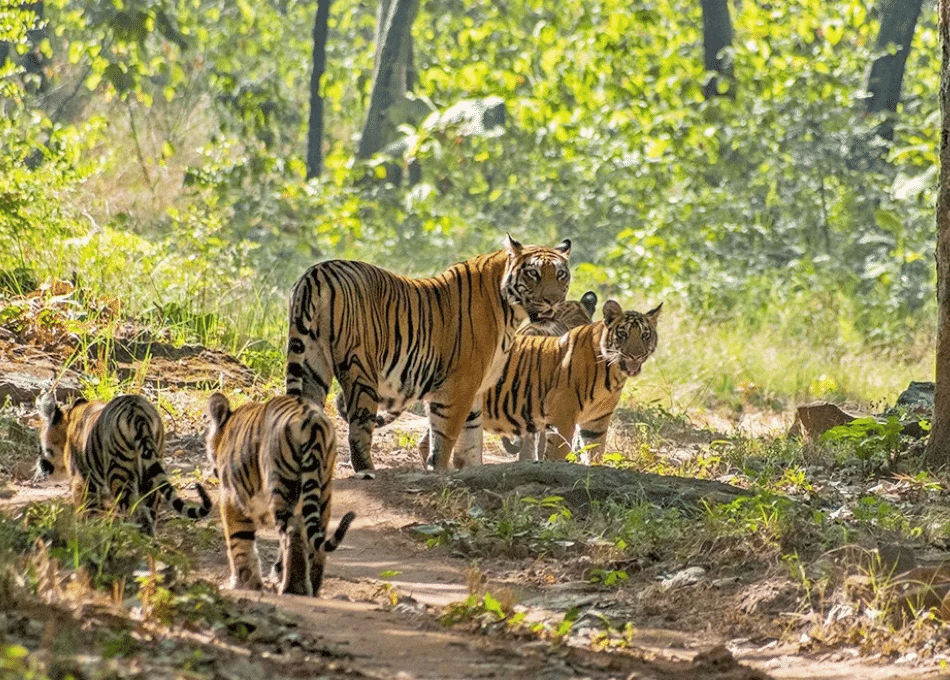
339 381 380 472
286 331 333 406
221 501 264 591
277 514 310 595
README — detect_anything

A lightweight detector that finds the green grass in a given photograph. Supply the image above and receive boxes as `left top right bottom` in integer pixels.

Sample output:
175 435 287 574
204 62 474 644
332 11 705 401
620 296 933 418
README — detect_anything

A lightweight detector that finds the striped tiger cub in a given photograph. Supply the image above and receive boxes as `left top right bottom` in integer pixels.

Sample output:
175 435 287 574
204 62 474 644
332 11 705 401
502 290 598 458
422 300 661 464
36 393 212 533
519 290 598 337
204 393 355 596
286 235 572 471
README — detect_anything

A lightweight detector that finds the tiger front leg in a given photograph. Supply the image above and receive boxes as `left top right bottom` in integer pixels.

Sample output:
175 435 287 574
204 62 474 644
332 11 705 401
221 501 264 591
519 434 540 462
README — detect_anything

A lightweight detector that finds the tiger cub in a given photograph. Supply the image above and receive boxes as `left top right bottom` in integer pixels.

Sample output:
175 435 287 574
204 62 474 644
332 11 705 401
36 393 212 533
421 300 661 464
205 393 355 596
286 234 572 471
503 290 598 457
519 290 598 337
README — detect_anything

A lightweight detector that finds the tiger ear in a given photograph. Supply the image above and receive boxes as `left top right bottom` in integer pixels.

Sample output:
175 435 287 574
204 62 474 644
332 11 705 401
36 391 60 424
555 239 571 256
207 392 232 429
580 291 598 318
645 302 663 325
602 300 623 325
504 233 523 257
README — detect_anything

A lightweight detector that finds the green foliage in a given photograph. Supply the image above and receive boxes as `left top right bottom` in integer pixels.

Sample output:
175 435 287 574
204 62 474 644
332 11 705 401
820 415 905 473
12 501 188 594
703 489 810 554
1 0 939 395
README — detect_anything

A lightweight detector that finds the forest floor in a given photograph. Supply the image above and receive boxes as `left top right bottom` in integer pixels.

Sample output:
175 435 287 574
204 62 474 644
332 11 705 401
1 402 948 680
1 298 950 679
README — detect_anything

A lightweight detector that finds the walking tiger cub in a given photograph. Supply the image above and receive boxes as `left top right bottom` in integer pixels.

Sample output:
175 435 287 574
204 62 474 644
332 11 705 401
36 393 212 533
204 393 354 596
286 235 572 471
420 300 661 464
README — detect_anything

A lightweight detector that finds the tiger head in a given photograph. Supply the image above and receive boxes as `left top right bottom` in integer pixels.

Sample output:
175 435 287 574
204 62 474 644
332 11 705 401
35 392 84 479
600 300 662 378
501 235 572 323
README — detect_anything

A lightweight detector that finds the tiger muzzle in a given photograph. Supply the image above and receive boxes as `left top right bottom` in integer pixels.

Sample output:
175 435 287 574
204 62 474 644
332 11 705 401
622 359 643 377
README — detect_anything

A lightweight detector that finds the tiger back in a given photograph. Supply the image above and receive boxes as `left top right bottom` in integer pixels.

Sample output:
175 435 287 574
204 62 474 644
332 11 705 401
285 234 572 472
36 393 212 533
480 300 661 463
205 393 355 596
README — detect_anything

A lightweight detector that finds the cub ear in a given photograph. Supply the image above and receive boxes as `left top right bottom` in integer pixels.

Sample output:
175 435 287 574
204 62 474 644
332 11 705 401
580 291 598 318
555 239 571 256
207 392 232 429
36 391 60 424
602 300 623 325
504 233 523 257
645 302 663 325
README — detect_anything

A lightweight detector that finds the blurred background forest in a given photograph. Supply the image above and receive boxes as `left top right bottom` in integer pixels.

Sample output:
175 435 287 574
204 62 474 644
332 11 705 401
0 0 939 418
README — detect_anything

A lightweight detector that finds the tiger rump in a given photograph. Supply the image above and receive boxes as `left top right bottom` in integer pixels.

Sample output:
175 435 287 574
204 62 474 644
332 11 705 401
476 300 661 464
205 393 354 596
36 393 212 533
286 235 572 471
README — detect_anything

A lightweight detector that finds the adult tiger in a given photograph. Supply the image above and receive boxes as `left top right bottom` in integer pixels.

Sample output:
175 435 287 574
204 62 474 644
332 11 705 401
36 393 212 533
421 300 661 464
205 393 354 596
286 235 572 471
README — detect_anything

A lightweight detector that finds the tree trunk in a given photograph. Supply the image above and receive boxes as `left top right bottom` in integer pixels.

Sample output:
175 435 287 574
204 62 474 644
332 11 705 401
306 0 332 180
357 0 418 160
865 0 925 142
926 0 950 469
700 0 733 99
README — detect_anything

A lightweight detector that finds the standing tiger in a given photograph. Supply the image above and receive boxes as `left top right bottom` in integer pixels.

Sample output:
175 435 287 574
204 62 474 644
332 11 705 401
421 300 661 464
204 393 355 596
286 235 572 471
502 290 598 457
36 393 212 533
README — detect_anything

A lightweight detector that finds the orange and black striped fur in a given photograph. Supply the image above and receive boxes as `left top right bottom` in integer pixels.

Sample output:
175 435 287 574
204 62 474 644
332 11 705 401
36 393 212 533
519 290 598 337
205 393 354 596
286 235 572 471
434 300 661 464
501 290 598 457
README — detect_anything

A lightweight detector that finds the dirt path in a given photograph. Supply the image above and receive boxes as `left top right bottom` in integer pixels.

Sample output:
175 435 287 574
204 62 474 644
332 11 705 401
218 460 950 680
7 410 950 680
